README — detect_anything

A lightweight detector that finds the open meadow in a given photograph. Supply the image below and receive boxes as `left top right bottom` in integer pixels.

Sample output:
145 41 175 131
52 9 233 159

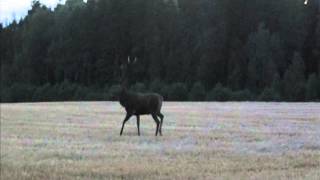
1 102 320 179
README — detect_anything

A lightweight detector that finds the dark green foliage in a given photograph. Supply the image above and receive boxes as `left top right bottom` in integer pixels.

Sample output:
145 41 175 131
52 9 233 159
271 74 282 96
31 81 92 101
246 23 280 92
107 85 121 101
1 0 319 102
188 82 206 101
283 52 306 101
231 90 254 101
206 83 232 101
85 92 104 101
130 82 147 93
32 83 54 101
56 80 80 100
258 73 282 101
227 39 247 90
166 83 188 101
73 86 90 100
305 74 319 101
318 75 320 100
159 85 171 101
259 88 281 102
1 83 35 102
149 79 165 94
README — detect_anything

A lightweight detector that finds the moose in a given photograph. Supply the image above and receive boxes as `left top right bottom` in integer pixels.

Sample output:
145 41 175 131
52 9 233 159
119 56 164 136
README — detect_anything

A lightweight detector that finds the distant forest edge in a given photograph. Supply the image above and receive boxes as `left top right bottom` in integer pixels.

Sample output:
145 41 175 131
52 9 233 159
1 0 320 102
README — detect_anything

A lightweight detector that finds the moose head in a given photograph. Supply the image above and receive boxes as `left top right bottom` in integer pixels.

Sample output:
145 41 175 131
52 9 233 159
120 56 137 88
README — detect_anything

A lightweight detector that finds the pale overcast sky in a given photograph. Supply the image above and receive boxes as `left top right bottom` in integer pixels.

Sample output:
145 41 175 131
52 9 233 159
0 0 310 25
0 0 67 25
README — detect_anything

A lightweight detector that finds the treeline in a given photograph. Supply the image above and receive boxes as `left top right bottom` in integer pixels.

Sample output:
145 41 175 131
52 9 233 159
0 81 263 102
1 0 320 102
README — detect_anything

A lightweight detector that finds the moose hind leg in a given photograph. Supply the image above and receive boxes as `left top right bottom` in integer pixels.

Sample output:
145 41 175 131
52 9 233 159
120 113 131 136
152 114 160 136
158 113 164 136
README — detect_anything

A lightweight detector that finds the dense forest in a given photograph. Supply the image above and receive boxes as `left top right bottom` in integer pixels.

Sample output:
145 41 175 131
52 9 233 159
1 0 320 102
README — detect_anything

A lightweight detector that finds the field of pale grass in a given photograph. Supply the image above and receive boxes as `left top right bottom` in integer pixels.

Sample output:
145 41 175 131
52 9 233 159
1 102 320 179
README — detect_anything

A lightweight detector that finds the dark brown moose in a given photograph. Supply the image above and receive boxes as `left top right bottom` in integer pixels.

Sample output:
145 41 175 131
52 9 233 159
119 56 164 136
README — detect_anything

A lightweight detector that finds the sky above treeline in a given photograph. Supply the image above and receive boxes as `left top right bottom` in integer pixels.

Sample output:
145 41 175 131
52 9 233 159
0 0 69 25
0 0 310 25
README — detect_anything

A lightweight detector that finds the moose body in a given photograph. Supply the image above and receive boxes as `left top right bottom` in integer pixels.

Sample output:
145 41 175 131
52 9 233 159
119 56 164 136
120 92 163 115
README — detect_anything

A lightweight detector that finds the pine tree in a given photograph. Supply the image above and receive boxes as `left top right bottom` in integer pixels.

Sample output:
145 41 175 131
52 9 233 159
246 23 281 92
283 52 306 101
306 73 319 101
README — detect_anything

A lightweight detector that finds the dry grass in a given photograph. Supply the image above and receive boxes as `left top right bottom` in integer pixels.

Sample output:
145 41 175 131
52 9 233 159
1 102 320 179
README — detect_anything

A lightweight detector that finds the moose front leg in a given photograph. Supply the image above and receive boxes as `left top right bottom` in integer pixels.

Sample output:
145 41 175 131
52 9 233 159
120 113 132 136
136 115 140 136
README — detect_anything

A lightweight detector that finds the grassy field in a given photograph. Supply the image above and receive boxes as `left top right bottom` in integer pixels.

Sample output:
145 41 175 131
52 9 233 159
1 102 320 179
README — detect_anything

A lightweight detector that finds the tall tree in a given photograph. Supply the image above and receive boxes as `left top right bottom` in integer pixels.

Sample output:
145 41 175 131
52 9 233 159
21 2 54 84
283 52 306 101
246 23 282 92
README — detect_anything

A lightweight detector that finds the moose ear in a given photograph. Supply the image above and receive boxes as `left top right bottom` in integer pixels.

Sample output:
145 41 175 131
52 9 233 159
127 56 130 64
133 57 137 63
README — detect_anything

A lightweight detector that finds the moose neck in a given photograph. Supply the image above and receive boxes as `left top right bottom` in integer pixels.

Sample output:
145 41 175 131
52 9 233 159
119 78 129 107
119 56 135 106
121 78 129 93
